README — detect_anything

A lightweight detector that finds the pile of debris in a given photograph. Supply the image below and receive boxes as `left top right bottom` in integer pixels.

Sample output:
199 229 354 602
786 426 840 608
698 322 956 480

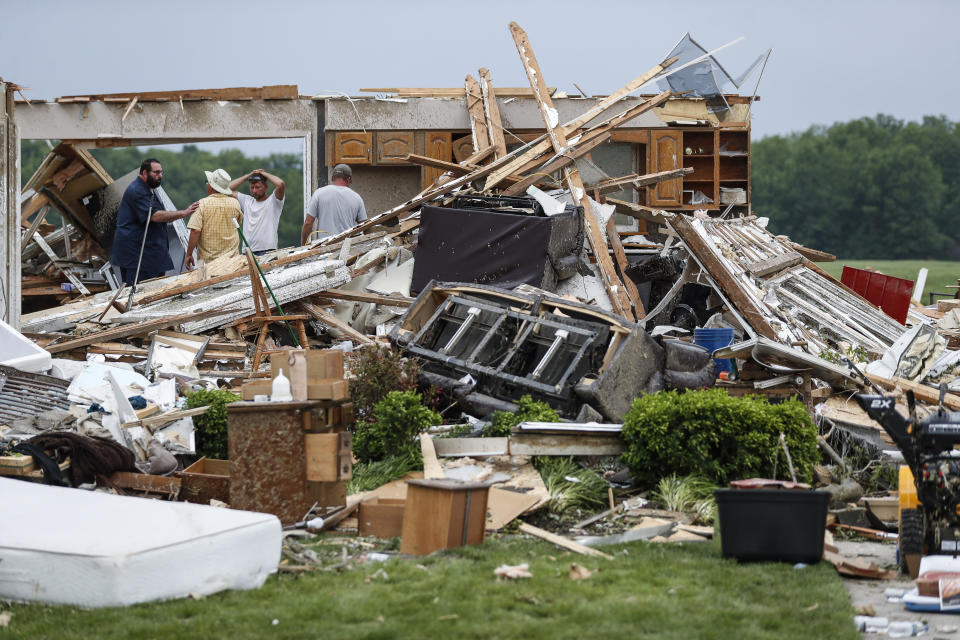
2 20 960 610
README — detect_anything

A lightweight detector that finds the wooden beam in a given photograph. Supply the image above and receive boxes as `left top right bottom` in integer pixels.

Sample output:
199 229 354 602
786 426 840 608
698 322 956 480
20 192 49 223
45 308 241 354
315 288 414 307
606 197 668 225
463 75 490 156
509 21 632 320
667 214 779 340
866 373 960 411
564 57 677 132
300 301 375 345
56 85 298 103
478 68 508 159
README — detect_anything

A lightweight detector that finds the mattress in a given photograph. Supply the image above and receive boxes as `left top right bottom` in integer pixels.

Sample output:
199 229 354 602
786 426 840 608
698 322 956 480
0 477 281 607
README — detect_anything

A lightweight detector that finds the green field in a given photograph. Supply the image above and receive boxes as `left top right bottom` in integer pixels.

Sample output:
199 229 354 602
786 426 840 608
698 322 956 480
816 259 960 305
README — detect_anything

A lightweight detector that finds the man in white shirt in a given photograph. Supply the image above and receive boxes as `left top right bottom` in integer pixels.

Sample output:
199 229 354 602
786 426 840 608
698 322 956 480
302 164 366 245
228 169 285 255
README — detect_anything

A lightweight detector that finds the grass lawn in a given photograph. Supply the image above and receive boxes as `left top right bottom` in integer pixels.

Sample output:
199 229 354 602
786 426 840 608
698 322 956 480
816 259 960 305
0 535 857 640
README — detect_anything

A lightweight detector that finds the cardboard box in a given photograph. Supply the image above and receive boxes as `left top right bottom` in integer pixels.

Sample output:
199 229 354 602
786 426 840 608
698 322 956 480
271 349 344 381
241 379 272 400
359 498 406 538
307 379 350 401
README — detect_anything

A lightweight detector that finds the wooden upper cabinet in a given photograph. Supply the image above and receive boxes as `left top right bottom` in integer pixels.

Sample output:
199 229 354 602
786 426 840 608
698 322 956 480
333 132 372 165
422 132 453 189
452 135 476 163
375 132 414 164
648 130 682 206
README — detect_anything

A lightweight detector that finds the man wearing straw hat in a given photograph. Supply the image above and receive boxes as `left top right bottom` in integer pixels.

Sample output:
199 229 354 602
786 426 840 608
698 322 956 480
185 168 243 269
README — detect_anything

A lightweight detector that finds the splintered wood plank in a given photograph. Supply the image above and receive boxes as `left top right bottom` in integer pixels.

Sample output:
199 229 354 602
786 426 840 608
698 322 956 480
745 252 803 278
501 131 611 196
420 434 444 479
300 301 375 345
464 75 490 156
315 288 413 307
518 523 613 559
509 21 632 320
667 214 778 340
606 215 645 319
482 90 672 193
564 57 677 132
478 68 508 159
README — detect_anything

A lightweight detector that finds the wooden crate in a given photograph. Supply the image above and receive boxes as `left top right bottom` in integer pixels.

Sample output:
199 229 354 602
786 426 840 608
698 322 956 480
359 498 405 538
179 457 231 505
400 479 490 556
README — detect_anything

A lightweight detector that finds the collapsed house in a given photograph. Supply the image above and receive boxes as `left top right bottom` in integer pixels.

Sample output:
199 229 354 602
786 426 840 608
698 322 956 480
1 23 958 607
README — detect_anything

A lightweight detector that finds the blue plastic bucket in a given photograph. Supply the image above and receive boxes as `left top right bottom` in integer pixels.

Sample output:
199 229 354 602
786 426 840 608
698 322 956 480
693 327 735 374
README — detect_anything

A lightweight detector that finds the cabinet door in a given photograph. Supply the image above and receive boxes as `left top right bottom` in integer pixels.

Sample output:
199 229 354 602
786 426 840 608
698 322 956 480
648 130 682 206
452 134 476 163
333 132 372 165
422 132 452 189
375 132 414 164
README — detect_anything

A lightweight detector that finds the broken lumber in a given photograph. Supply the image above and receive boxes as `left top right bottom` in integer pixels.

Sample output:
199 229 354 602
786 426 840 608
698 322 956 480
45 308 241 354
509 21 632 320
478 68 508 159
518 522 613 559
300 301 375 345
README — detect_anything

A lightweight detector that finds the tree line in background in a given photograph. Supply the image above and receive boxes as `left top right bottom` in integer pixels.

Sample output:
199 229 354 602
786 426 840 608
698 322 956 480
20 113 960 258
20 142 306 249
752 114 960 260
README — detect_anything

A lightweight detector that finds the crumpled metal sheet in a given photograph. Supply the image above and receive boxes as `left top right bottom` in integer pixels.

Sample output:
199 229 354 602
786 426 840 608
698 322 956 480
0 365 71 425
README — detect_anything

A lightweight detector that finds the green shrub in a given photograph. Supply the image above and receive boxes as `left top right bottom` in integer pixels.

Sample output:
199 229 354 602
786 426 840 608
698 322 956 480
620 389 819 486
185 388 240 460
347 454 420 493
653 474 718 525
482 395 560 437
347 345 421 423
534 456 609 516
353 391 441 463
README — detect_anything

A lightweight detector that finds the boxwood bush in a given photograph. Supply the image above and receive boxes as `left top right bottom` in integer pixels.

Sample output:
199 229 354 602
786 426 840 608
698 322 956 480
353 390 441 464
620 389 819 486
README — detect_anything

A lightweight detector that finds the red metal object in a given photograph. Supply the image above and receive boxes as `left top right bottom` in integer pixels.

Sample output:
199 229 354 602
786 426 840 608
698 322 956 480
840 266 914 325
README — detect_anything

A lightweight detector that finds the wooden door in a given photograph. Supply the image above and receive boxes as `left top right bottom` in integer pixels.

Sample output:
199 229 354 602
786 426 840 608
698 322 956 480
648 130 682 206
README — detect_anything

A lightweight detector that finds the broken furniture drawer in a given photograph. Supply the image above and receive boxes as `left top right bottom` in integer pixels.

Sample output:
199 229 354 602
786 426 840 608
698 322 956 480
359 498 405 539
179 457 231 505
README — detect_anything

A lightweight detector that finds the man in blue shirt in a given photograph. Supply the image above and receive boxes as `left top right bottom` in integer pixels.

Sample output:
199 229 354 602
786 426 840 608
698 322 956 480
112 158 198 286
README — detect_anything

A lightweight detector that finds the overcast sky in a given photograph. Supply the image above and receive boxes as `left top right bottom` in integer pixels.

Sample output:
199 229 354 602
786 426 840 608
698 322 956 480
4 0 957 156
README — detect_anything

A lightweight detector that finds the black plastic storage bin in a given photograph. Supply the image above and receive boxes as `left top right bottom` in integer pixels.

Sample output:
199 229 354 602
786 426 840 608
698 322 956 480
715 488 829 563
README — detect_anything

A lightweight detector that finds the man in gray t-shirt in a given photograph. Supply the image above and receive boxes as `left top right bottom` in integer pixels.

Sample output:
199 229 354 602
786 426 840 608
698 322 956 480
302 164 367 244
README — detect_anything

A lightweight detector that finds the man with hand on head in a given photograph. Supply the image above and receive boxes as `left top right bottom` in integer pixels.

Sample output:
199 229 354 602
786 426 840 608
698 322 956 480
302 163 366 245
112 158 199 286
228 168 285 255
185 168 243 270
